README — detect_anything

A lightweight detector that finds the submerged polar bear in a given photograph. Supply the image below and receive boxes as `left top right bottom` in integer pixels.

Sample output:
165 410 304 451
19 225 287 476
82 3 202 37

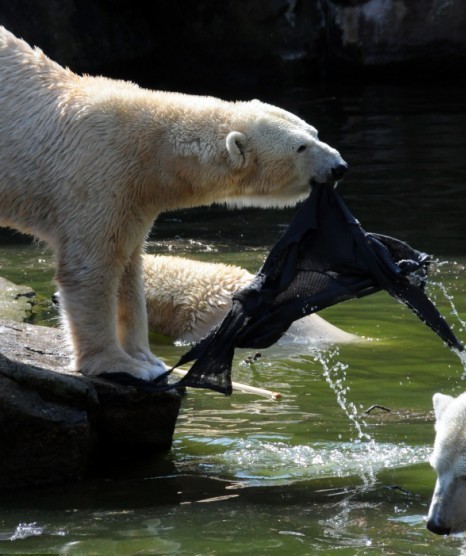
0 26 347 380
143 255 358 344
427 392 466 535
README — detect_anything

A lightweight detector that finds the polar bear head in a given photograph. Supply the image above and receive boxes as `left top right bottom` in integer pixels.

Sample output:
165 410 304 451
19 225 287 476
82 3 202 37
427 392 466 535
162 96 347 210
222 99 347 208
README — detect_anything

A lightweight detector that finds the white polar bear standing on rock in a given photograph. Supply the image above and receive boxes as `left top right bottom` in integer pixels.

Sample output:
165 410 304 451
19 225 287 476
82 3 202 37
0 26 347 381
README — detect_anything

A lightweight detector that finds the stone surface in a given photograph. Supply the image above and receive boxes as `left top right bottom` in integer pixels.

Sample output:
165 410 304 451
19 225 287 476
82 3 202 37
0 369 92 489
0 319 182 490
0 0 463 90
0 277 35 322
328 0 466 71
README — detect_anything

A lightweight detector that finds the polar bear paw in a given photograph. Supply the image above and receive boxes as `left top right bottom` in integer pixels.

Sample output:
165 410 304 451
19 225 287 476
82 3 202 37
126 348 168 380
78 349 168 382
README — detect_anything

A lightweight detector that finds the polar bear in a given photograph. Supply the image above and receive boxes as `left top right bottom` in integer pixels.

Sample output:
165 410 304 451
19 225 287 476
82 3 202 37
427 392 466 535
0 26 347 380
143 254 358 344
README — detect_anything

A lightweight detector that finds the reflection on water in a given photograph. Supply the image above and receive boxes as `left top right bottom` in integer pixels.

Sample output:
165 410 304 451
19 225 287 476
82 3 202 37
0 84 466 554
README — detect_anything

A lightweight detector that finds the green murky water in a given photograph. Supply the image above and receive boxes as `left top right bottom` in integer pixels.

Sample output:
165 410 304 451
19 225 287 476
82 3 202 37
0 84 466 554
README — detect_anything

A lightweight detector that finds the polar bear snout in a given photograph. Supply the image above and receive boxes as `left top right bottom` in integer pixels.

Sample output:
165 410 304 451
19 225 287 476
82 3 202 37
426 516 451 536
310 157 348 186
427 392 466 536
426 474 466 535
308 139 348 186
331 161 348 181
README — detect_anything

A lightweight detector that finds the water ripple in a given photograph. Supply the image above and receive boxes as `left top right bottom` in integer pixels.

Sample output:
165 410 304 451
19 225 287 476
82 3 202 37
176 437 431 487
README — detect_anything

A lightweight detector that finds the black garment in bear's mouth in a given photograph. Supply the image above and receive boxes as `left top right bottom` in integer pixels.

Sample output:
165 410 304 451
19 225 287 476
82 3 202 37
104 183 463 395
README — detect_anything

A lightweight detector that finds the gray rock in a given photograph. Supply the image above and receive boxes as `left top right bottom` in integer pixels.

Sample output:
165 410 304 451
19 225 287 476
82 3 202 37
0 277 35 322
0 320 182 490
0 369 92 489
327 0 466 68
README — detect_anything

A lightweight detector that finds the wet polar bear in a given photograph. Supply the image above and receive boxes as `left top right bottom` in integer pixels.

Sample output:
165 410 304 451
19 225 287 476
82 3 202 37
427 392 466 535
0 26 347 381
143 255 358 345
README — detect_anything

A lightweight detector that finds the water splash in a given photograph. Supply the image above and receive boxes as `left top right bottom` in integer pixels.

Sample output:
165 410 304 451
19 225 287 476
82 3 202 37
434 281 466 335
9 522 44 541
209 438 430 486
313 346 380 484
428 259 466 375
1 522 67 542
459 350 466 378
316 346 371 443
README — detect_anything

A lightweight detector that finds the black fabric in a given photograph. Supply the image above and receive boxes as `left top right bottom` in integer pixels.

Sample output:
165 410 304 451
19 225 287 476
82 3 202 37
163 183 463 395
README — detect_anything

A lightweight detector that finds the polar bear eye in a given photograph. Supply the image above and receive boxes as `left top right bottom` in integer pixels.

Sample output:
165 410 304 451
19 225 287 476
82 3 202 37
297 145 307 153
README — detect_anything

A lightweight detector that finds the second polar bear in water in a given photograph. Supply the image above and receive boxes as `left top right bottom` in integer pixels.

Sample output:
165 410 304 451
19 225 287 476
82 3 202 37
143 255 358 345
0 26 347 380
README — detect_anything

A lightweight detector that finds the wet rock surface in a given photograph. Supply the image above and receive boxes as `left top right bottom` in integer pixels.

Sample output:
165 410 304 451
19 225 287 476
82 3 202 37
0 0 463 89
0 320 182 490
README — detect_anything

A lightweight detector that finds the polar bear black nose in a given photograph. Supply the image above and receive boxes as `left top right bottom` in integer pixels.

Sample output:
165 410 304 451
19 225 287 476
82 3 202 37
331 162 348 181
426 519 451 536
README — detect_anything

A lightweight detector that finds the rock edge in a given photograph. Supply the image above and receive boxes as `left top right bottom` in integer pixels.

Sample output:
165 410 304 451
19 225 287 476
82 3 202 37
0 319 182 490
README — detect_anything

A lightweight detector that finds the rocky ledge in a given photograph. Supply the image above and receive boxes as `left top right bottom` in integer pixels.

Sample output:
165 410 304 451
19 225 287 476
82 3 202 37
0 319 182 490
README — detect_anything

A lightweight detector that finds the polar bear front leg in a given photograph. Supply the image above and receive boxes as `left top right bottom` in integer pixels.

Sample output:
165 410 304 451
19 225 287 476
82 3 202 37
117 245 167 375
56 252 165 381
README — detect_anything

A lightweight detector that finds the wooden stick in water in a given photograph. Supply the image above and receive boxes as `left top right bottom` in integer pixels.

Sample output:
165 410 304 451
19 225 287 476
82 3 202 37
171 368 282 400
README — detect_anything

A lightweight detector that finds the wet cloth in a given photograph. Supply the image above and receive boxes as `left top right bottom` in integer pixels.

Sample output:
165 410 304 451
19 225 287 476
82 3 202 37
164 183 463 395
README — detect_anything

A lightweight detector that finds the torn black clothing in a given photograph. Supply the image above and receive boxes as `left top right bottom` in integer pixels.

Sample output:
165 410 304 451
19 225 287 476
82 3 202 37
165 183 463 395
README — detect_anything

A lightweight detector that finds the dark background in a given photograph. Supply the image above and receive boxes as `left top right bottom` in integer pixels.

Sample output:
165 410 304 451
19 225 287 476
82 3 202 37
0 0 465 94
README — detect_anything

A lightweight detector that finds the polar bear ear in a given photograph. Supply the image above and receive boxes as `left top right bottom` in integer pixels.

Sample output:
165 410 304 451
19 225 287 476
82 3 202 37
226 131 248 167
433 393 454 421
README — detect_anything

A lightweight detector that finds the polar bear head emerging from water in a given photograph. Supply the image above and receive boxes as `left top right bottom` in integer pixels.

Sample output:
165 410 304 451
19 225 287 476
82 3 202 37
427 392 466 535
